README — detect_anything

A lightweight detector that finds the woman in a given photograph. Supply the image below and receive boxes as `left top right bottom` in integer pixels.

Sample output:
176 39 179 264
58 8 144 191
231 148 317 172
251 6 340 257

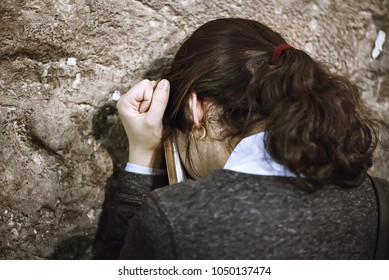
93 18 389 259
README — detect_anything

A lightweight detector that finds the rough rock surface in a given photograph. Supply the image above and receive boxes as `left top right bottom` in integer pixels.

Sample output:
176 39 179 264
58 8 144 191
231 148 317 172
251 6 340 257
0 0 388 259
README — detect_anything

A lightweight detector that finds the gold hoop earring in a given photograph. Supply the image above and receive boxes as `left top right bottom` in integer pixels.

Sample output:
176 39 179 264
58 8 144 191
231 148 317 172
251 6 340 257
191 124 207 140
199 125 207 140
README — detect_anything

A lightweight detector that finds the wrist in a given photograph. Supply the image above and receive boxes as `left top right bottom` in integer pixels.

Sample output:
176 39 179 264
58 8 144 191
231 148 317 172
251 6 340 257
128 147 163 169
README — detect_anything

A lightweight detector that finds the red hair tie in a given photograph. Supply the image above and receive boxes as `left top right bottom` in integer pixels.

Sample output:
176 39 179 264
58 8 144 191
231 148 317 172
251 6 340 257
271 44 294 64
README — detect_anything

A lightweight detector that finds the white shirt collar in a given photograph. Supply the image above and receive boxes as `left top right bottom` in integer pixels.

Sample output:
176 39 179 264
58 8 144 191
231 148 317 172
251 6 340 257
223 132 295 177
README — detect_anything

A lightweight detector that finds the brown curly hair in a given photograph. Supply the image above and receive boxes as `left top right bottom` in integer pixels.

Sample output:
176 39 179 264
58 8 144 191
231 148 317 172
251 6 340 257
163 18 379 188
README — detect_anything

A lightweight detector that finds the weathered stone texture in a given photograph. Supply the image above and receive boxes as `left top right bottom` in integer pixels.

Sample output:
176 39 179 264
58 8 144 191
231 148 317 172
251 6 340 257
0 0 388 259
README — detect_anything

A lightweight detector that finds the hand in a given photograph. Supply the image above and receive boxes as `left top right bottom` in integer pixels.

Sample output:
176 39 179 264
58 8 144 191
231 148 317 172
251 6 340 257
117 79 170 168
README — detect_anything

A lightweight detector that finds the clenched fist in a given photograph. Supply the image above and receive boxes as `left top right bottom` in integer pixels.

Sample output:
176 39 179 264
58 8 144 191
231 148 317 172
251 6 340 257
117 79 170 168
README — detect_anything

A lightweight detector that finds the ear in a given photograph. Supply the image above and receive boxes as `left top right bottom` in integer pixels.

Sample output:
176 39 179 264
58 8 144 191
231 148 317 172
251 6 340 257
188 92 205 129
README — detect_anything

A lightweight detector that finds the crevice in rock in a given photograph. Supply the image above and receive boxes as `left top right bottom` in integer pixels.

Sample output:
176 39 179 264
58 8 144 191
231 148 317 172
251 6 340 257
0 43 71 64
26 128 65 164
134 0 164 12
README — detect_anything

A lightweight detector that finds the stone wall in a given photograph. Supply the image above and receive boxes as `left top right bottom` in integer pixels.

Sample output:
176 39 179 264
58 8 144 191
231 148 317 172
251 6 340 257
0 0 388 259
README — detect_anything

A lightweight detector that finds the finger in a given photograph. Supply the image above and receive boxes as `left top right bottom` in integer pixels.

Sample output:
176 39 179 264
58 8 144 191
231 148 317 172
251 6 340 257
145 79 170 124
139 80 156 113
117 79 152 113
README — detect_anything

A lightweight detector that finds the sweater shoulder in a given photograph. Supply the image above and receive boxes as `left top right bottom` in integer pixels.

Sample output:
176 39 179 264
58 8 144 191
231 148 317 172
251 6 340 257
148 169 380 259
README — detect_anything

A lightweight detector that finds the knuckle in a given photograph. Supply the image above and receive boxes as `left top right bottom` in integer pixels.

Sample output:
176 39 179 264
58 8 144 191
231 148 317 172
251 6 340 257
142 79 151 85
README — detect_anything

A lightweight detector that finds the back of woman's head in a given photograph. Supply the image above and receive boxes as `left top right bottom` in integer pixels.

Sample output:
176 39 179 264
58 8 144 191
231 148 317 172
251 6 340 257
163 18 378 189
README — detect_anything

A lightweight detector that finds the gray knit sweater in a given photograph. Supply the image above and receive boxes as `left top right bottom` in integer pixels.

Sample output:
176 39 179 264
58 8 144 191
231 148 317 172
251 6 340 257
93 169 389 259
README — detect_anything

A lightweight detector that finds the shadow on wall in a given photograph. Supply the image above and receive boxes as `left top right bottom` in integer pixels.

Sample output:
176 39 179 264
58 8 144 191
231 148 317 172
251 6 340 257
49 56 173 259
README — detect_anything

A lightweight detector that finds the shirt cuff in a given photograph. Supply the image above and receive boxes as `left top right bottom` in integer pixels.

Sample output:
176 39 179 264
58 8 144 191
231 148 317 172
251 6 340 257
124 162 167 176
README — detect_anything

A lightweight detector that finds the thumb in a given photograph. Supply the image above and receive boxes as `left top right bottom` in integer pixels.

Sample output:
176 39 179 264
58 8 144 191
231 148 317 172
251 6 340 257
146 79 170 123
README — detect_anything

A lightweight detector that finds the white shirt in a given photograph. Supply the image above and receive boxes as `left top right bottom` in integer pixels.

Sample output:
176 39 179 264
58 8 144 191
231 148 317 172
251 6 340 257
125 132 295 177
223 132 295 177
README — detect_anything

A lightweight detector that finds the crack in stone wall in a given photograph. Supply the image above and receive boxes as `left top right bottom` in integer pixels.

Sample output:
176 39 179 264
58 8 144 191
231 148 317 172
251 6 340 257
0 0 388 259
